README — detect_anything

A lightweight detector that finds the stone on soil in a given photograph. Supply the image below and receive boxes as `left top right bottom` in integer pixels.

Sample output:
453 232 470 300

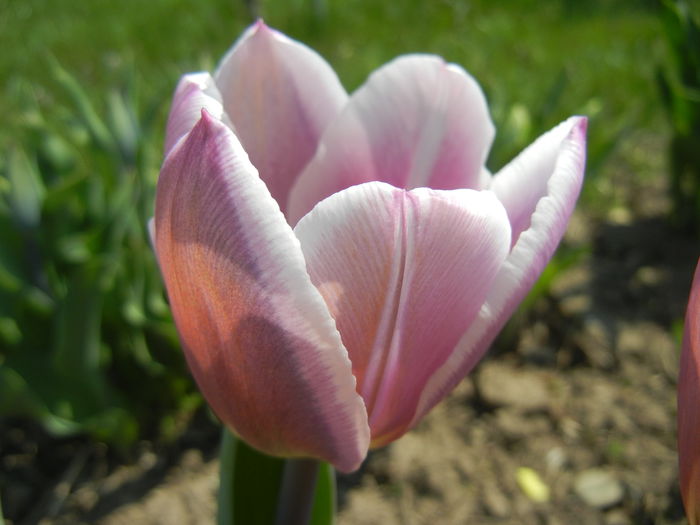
574 469 624 509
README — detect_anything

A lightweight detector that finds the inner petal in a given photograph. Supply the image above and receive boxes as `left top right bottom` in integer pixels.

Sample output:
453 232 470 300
294 182 511 446
287 55 495 225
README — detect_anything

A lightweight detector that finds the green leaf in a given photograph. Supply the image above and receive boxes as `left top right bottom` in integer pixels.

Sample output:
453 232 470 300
53 273 102 377
310 461 336 525
0 316 21 345
56 232 95 263
0 365 81 436
6 146 45 229
217 430 335 525
51 271 107 413
49 56 116 154
218 429 285 525
38 132 76 174
107 89 140 164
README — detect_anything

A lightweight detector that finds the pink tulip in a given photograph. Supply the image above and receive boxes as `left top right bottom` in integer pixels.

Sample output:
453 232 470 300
153 21 587 473
679 259 700 524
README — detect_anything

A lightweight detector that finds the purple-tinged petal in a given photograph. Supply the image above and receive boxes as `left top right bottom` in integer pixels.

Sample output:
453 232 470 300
214 21 347 214
294 182 511 447
287 55 495 224
154 110 369 472
679 259 700 524
411 117 587 427
164 72 227 157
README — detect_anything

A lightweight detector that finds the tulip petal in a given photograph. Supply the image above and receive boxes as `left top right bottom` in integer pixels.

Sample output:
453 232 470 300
155 110 369 472
490 116 587 247
164 72 227 157
294 182 511 446
679 259 700 524
214 21 348 215
412 117 587 427
287 55 495 224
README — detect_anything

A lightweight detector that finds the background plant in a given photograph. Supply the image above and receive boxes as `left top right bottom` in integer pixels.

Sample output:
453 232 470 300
659 0 700 233
0 61 201 448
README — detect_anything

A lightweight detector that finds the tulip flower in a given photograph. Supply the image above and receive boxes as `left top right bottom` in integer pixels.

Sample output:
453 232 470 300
153 20 587 474
679 259 700 524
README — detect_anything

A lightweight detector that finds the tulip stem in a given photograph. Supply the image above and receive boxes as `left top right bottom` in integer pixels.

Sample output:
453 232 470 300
274 458 319 525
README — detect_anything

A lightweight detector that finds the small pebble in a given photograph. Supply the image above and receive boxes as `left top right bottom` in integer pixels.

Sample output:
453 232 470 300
477 363 550 411
574 469 624 509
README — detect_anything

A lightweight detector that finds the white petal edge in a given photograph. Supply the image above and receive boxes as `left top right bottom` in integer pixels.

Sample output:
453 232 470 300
490 117 586 247
163 72 228 157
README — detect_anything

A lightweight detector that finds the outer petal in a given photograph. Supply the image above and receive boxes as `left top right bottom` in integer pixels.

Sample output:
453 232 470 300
294 182 511 447
412 117 587 427
154 110 369 472
287 55 495 224
214 21 348 215
679 259 700 525
490 116 586 247
164 72 227 157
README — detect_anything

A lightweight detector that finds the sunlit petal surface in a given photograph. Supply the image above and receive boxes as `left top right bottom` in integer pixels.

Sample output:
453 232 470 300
295 182 511 446
164 72 226 157
215 20 348 215
155 111 369 472
287 55 494 224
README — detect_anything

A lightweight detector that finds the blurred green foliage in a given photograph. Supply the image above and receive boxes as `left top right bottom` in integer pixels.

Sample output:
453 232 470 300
0 0 668 446
659 0 700 233
0 60 199 447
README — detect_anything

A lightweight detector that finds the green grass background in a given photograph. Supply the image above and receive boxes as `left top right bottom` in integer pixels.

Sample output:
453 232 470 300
1 0 662 155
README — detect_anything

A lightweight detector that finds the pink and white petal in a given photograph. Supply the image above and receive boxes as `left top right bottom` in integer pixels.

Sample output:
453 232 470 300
294 182 511 447
490 116 587 247
214 21 348 214
679 259 700 524
287 55 494 224
155 110 368 472
411 117 587 428
164 72 227 157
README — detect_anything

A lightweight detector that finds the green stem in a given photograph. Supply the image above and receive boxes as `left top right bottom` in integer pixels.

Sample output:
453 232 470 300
217 429 333 525
217 429 236 525
274 458 319 525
